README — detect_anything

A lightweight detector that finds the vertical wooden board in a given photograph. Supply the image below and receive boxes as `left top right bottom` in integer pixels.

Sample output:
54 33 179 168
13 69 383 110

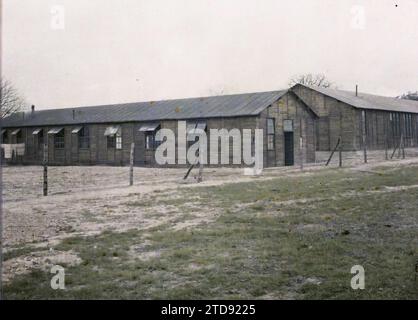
96 124 108 163
26 128 34 162
64 127 72 164
121 123 134 164
129 142 134 185
71 130 79 164
134 123 146 166
43 142 48 196
90 124 98 164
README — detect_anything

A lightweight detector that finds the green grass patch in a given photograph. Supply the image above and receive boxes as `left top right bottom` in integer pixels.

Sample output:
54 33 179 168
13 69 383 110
4 165 418 299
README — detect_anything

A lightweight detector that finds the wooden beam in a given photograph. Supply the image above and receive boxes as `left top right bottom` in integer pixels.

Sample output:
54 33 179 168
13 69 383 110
43 142 48 196
326 137 341 166
339 136 343 168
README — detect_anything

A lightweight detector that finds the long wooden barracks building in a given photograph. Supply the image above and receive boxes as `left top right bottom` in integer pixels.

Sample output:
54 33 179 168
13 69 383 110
1 84 418 167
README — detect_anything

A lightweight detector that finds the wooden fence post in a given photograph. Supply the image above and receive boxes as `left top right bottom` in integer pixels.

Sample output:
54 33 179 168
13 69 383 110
339 136 343 168
43 143 48 196
391 138 399 159
197 141 204 182
385 117 389 160
299 118 303 171
0 134 3 300
326 137 341 166
129 142 134 186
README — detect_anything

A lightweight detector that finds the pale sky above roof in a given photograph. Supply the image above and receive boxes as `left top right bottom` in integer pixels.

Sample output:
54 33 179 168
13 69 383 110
2 0 418 110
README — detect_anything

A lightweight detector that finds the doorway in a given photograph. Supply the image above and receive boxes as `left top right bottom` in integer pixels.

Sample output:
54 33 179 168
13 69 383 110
284 132 294 166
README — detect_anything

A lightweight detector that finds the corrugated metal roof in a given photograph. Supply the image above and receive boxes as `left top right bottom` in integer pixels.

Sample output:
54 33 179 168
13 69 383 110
1 90 287 128
296 84 418 113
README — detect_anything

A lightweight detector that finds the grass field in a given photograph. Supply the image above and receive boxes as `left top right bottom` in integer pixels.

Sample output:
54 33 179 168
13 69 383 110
3 162 418 299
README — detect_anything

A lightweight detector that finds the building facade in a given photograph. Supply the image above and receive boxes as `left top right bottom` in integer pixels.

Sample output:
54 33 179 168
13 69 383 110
0 90 317 167
2 84 418 167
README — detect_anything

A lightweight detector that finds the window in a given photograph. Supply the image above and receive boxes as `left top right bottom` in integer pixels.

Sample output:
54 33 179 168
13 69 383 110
1 130 8 144
267 118 275 150
145 132 155 150
78 126 90 149
116 135 122 150
267 135 274 150
16 130 24 144
107 135 116 149
32 128 45 148
105 126 122 149
38 129 44 146
54 130 65 149
139 123 161 150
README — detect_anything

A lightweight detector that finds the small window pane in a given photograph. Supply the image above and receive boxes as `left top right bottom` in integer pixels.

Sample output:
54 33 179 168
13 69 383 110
116 136 122 149
267 118 275 135
145 132 156 150
38 130 44 146
267 135 274 150
2 131 8 144
54 130 65 149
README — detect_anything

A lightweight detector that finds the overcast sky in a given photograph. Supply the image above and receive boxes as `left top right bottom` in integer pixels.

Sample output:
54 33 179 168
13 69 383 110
2 0 418 110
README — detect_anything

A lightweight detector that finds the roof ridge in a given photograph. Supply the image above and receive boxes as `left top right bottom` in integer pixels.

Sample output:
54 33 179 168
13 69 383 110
30 89 288 113
1 90 288 128
300 83 418 103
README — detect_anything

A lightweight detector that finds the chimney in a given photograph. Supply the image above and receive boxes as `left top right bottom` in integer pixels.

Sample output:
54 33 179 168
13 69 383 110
72 109 75 120
31 105 35 115
355 85 358 97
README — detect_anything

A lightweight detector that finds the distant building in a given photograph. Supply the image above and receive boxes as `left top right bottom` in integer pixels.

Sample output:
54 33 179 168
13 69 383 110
292 84 418 151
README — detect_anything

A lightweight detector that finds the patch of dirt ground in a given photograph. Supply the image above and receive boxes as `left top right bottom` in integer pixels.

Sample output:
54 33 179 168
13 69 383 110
3 250 81 282
3 157 418 283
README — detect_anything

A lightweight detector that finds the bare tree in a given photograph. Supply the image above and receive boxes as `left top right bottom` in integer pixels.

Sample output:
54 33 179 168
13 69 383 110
397 91 418 101
289 73 334 88
0 78 27 119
